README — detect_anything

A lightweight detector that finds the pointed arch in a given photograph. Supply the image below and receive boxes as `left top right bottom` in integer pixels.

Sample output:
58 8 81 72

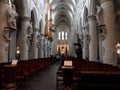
31 8 38 29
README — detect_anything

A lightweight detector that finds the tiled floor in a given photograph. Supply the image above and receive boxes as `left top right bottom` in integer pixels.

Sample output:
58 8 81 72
16 62 60 90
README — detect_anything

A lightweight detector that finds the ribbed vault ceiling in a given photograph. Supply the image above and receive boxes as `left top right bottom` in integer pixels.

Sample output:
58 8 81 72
50 0 77 27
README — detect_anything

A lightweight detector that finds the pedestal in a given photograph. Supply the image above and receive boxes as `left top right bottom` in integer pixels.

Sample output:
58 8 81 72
62 66 74 90
3 65 16 90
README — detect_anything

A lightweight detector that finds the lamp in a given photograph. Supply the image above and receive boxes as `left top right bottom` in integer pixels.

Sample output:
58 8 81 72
16 46 20 60
116 42 120 54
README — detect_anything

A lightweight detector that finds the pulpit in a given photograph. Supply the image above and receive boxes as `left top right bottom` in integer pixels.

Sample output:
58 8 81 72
62 66 74 90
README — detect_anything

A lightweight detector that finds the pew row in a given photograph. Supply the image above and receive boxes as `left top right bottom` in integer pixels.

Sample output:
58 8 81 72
56 59 120 89
0 57 56 83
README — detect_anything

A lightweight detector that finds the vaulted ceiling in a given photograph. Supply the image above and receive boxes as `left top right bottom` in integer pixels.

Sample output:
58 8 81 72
50 0 77 28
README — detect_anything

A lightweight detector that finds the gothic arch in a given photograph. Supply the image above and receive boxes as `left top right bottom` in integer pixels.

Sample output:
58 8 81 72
31 8 38 29
82 6 88 27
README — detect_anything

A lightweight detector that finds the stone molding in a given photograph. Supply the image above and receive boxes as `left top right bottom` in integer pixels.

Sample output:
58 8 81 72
21 16 30 22
88 15 96 21
99 0 113 4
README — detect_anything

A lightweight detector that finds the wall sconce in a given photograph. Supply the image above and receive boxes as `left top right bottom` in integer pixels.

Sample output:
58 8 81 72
116 42 120 55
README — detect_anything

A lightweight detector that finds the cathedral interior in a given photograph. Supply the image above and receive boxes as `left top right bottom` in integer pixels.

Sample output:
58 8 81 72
0 0 120 90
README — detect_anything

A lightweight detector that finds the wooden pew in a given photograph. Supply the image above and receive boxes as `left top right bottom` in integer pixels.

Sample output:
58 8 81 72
56 59 120 90
76 60 120 90
79 71 120 90
15 57 56 81
0 57 56 86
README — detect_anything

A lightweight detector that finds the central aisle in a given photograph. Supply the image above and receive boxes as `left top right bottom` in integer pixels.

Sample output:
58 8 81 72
17 62 59 90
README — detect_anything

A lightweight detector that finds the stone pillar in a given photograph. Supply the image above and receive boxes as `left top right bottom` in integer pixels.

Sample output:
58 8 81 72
19 16 30 60
100 0 117 65
88 0 98 61
88 16 98 61
83 27 87 59
0 0 11 62
41 35 44 58
32 28 38 58
37 34 41 58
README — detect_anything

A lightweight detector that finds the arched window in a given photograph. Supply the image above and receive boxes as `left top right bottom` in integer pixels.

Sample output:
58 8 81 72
62 31 64 40
58 31 68 40
58 32 61 40
65 32 67 40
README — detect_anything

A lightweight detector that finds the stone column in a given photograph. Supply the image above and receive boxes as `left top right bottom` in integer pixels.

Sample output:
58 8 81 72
83 27 87 59
88 15 98 61
19 16 30 60
41 35 44 58
32 28 38 58
88 0 98 61
0 0 11 62
37 34 41 58
100 0 117 65
69 27 74 57
45 38 48 58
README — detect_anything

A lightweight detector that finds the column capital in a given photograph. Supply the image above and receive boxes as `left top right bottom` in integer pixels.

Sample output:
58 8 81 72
21 16 31 22
99 0 113 4
88 15 96 21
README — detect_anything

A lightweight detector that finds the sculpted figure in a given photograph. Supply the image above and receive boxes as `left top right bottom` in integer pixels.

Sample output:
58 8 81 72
7 4 18 29
3 27 12 42
27 23 33 45
27 23 33 37
96 5 104 25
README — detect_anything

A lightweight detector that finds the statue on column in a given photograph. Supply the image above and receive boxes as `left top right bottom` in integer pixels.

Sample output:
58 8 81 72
96 4 104 26
73 34 83 59
27 23 33 45
96 4 106 40
3 27 12 42
7 4 18 30
37 34 41 48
